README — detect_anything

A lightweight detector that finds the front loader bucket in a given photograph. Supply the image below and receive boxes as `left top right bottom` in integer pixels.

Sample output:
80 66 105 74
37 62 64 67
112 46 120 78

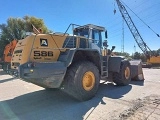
130 60 144 81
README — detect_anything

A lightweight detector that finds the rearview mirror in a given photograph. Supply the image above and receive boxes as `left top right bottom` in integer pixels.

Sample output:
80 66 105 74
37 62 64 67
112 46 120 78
103 40 108 47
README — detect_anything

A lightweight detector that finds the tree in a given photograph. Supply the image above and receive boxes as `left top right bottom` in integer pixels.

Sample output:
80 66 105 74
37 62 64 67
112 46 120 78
114 52 130 58
0 16 51 58
157 48 160 55
133 52 141 59
23 16 49 33
140 53 146 62
0 18 25 41
131 52 147 62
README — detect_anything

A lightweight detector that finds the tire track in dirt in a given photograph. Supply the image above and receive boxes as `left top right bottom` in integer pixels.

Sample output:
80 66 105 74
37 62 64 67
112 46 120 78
118 94 160 120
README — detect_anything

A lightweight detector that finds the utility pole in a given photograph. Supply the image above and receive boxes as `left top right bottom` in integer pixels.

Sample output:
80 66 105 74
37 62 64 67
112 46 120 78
134 44 136 53
121 19 124 53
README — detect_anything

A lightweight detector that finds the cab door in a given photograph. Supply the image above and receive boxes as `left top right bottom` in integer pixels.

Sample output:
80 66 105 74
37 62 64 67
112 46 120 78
91 30 102 53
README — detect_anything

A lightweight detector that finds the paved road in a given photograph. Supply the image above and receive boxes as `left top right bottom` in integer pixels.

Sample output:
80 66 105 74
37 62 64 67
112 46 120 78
0 68 160 120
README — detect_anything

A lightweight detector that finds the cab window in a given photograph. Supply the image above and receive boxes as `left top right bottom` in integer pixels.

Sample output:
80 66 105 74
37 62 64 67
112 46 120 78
74 28 89 38
92 30 102 47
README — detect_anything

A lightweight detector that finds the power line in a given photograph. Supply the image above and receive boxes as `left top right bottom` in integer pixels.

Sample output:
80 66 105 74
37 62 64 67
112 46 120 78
121 0 160 38
107 0 160 41
107 1 159 34
137 2 160 15
132 0 150 10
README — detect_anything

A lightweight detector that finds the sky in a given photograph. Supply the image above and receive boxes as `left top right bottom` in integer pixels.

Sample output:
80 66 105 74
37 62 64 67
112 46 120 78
0 0 160 55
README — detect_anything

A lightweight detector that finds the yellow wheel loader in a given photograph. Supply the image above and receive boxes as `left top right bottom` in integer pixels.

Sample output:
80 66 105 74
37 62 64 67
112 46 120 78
11 24 143 101
1 39 17 72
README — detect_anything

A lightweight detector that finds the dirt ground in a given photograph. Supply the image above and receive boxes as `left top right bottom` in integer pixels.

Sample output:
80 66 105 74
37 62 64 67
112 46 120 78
113 95 160 120
0 68 160 120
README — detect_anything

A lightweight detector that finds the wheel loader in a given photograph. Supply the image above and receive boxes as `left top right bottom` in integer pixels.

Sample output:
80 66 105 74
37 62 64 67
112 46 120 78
0 39 17 72
11 24 143 101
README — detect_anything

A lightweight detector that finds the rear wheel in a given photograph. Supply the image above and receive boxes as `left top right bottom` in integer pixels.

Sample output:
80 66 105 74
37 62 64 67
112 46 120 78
6 63 11 74
2 63 6 71
62 61 100 101
113 60 131 86
2 63 10 73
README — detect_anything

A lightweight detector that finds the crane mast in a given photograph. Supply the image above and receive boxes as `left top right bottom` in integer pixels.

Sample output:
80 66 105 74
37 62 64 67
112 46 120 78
115 0 152 58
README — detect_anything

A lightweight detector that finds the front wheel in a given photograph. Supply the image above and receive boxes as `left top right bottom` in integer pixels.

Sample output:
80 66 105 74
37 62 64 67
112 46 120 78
113 60 131 86
62 61 100 101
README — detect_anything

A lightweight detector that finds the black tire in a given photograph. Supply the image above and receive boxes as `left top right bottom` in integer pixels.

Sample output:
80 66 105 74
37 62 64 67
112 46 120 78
2 63 10 72
2 64 6 71
62 61 100 101
6 63 11 74
113 60 131 86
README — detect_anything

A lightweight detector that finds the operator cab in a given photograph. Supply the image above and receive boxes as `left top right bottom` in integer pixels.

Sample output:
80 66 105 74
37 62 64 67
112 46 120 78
74 24 107 52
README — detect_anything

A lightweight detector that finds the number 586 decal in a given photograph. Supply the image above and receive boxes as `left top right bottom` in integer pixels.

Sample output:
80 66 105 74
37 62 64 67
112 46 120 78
34 51 53 57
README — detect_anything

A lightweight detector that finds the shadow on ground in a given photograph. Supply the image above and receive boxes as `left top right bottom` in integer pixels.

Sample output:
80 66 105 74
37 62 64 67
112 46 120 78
0 77 16 83
130 80 144 86
0 81 135 120
97 83 132 99
0 70 16 83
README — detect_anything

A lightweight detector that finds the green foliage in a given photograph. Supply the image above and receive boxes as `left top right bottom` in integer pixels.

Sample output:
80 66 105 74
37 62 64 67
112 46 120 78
23 16 49 33
114 51 148 62
140 54 146 62
151 49 160 56
114 52 130 58
0 18 25 40
131 52 147 62
0 16 51 58
157 49 160 55
133 52 141 59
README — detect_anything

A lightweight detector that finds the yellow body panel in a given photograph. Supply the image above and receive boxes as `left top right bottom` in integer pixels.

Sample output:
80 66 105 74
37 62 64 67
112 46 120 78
11 36 34 69
147 56 160 64
11 34 67 69
29 34 67 62
101 49 108 56
101 49 115 56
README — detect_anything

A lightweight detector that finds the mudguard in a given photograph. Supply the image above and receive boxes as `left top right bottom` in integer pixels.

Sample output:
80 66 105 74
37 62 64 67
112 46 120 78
130 60 144 80
62 49 101 68
108 56 124 73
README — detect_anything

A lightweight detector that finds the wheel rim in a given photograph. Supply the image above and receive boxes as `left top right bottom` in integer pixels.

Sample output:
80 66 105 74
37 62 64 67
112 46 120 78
125 67 130 79
82 71 95 91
